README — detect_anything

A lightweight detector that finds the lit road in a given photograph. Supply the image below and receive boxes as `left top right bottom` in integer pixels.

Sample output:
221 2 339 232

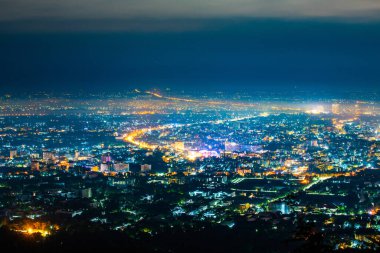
145 90 258 108
124 90 258 158
123 115 255 160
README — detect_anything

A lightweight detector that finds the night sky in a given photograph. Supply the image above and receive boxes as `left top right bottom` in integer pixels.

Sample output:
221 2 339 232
1 0 380 92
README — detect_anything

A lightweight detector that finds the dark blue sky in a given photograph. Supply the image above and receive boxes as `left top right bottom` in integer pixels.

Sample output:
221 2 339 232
1 18 380 92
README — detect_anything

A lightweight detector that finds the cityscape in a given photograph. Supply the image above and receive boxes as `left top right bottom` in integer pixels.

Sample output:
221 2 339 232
0 90 379 252
1 0 380 252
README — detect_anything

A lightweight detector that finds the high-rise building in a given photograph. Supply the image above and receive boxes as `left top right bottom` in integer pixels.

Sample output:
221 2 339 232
141 164 152 172
101 153 112 163
114 162 129 172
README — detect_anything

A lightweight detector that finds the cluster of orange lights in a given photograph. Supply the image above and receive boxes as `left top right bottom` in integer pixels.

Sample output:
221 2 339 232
12 221 59 237
123 125 169 150
368 208 380 216
135 111 156 115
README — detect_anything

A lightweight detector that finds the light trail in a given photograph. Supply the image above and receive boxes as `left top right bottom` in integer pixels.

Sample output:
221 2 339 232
144 90 257 108
303 176 331 191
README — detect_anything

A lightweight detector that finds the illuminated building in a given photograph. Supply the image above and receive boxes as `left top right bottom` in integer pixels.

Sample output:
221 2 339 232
141 164 152 172
31 160 40 171
100 162 110 172
114 162 129 172
43 151 55 162
30 153 39 159
59 160 70 171
91 165 100 172
9 150 17 159
236 167 252 176
101 153 112 163
310 140 318 147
